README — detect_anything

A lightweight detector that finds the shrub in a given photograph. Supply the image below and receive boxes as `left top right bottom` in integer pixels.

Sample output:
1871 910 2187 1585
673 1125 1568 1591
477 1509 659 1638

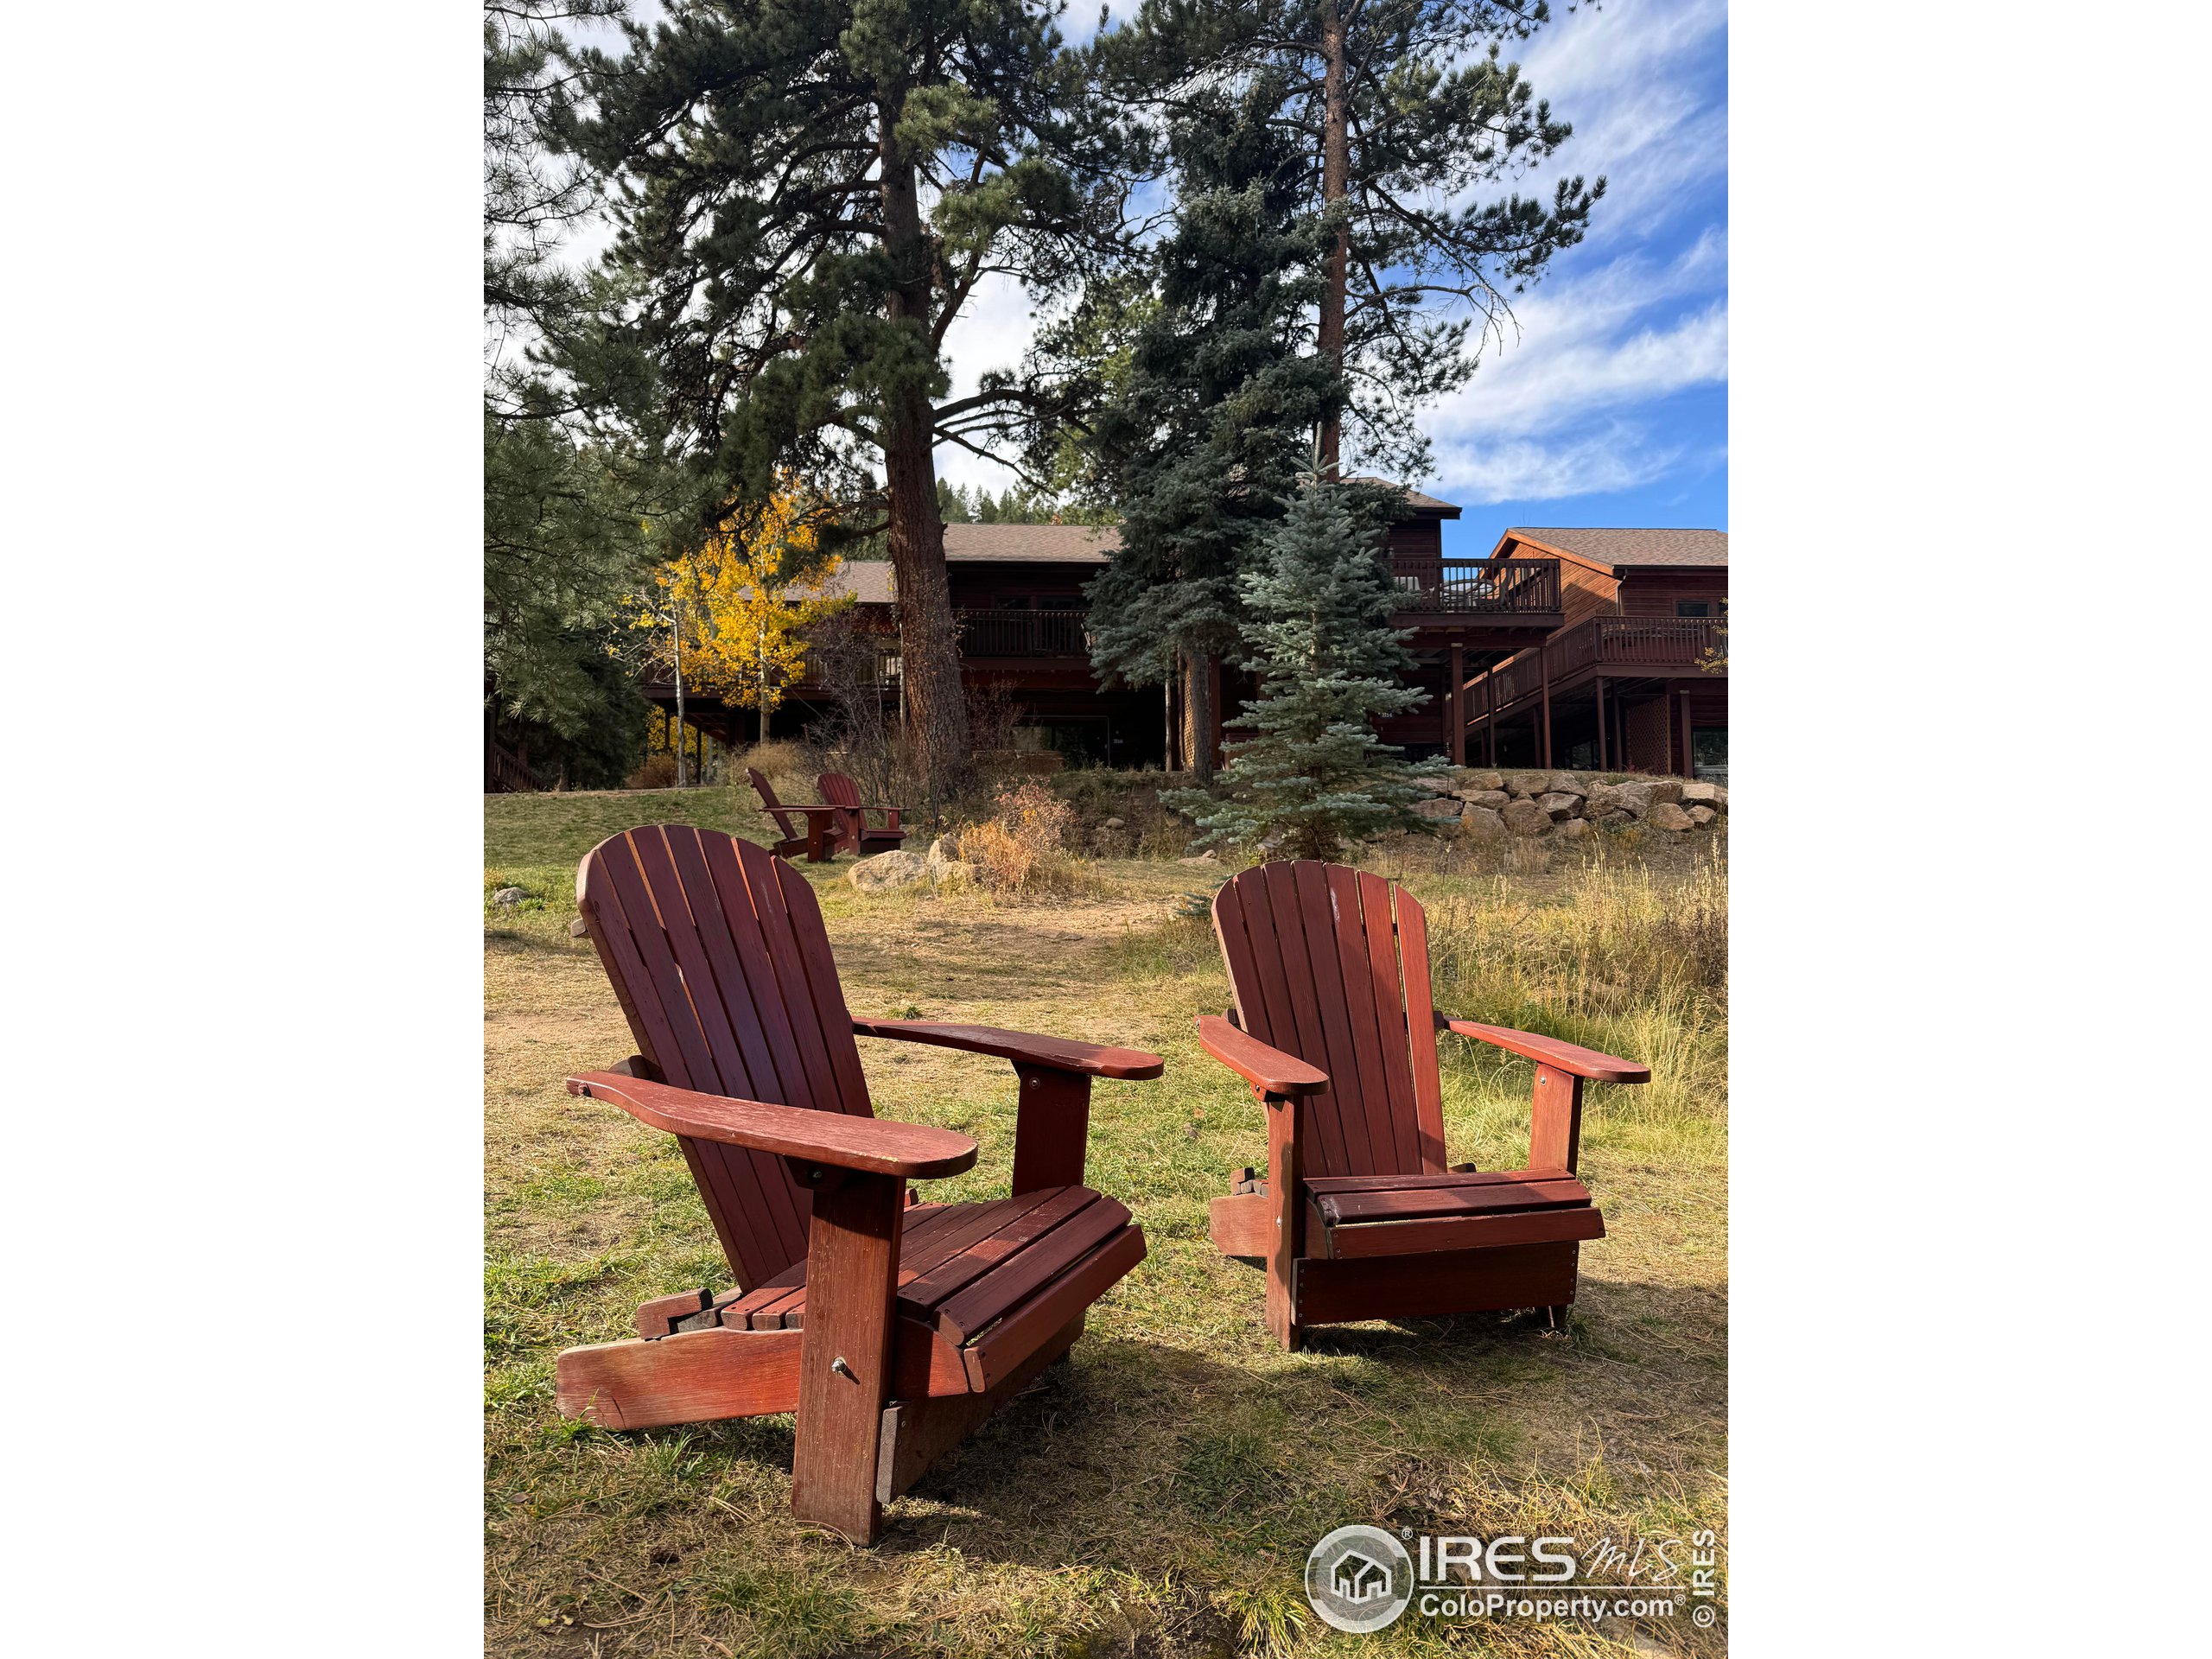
625 753 678 790
964 779 1077 893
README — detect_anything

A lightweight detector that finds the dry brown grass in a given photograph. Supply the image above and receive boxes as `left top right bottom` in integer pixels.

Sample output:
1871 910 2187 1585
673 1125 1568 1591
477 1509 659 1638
485 803 1726 1657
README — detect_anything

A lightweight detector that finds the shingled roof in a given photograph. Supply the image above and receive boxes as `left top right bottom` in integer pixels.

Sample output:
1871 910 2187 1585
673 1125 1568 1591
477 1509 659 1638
1498 527 1727 572
942 523 1120 562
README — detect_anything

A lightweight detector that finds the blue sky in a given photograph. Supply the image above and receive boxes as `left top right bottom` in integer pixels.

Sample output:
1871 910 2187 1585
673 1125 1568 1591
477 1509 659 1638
938 0 1729 559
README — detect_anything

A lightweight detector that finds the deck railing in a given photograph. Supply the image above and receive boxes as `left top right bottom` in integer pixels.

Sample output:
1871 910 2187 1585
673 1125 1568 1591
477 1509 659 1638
1390 556 1560 614
486 741 545 794
956 607 1091 658
1474 617 1726 709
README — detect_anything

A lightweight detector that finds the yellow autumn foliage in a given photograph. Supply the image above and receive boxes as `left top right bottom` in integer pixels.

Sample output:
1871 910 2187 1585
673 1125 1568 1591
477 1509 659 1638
630 488 853 715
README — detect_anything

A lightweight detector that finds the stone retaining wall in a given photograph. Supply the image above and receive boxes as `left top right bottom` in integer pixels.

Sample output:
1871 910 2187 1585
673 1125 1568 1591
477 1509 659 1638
1411 769 1727 839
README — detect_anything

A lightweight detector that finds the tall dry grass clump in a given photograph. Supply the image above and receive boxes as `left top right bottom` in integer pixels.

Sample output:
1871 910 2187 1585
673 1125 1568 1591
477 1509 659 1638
962 779 1077 894
1426 842 1727 1122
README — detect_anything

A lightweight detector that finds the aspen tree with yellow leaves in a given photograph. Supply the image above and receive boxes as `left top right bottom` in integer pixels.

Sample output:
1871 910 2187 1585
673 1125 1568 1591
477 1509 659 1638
627 492 854 780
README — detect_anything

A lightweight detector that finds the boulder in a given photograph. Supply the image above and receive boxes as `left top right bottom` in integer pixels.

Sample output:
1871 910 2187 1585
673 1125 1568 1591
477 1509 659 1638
1414 772 1459 795
1460 804 1506 837
848 849 930 891
1535 791 1582 820
1501 798 1552 837
924 835 960 871
1456 788 1511 810
1556 817 1592 841
491 886 527 906
1410 796 1461 820
1647 779 1686 807
1648 801 1695 832
1679 781 1724 808
933 860 983 890
1461 769 1504 792
1100 817 1125 830
1177 850 1220 868
1507 770 1553 798
1606 781 1656 818
1687 804 1717 826
1550 772 1586 798
568 916 591 938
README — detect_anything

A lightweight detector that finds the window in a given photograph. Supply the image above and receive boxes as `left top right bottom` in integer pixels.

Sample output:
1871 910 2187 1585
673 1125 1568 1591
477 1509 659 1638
1676 601 1712 618
1692 727 1727 784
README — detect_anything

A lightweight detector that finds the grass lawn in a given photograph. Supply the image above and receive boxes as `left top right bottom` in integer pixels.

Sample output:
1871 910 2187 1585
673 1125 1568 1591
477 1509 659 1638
486 789 1727 1656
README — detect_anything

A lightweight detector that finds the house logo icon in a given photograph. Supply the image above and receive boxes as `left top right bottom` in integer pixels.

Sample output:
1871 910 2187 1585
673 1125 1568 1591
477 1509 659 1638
1332 1551 1391 1602
1306 1525 1414 1632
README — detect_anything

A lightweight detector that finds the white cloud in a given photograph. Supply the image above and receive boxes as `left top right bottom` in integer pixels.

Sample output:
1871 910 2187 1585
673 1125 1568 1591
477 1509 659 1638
1430 423 1685 504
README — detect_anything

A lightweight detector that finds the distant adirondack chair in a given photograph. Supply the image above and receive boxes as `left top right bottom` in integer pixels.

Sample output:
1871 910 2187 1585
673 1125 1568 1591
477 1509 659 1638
1196 860 1650 1350
817 772 906 855
563 827 1160 1542
746 767 841 861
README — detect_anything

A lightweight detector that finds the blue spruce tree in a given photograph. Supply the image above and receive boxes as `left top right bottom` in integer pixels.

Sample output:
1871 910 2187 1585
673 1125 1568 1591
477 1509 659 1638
1169 462 1445 860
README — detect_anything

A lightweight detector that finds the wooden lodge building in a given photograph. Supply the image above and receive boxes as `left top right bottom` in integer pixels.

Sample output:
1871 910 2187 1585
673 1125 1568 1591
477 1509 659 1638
653 493 1727 781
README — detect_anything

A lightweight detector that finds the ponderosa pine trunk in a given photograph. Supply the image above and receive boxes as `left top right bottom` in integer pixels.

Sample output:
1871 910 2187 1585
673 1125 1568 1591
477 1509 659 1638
878 106 973 809
1182 652 1216 783
1317 2 1351 480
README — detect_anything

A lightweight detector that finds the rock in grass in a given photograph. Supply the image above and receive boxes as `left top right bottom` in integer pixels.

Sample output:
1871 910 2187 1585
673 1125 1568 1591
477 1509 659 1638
848 849 930 891
1460 769 1504 792
1687 804 1717 826
1535 791 1582 820
492 887 528 906
1456 787 1510 810
1648 801 1695 831
569 916 591 938
1556 817 1592 840
1648 779 1686 807
1101 817 1124 830
1502 799 1552 836
1178 850 1220 867
1680 780 1725 808
1410 795 1462 819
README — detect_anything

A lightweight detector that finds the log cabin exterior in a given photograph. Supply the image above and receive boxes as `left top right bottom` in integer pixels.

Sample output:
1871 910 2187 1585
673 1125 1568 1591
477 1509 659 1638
640 499 1723 779
1460 528 1727 781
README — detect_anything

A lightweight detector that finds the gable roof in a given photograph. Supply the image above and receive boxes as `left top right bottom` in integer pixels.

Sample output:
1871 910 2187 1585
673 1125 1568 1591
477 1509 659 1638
1492 527 1727 574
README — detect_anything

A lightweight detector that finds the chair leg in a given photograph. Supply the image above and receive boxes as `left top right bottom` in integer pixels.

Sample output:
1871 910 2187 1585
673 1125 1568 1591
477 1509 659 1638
789 1173 903 1544
1542 1303 1572 1331
1264 1096 1304 1351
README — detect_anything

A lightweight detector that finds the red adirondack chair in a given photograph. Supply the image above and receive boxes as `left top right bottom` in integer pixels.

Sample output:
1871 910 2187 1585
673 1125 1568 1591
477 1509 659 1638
1196 860 1650 1350
746 767 842 862
817 772 906 855
561 826 1161 1542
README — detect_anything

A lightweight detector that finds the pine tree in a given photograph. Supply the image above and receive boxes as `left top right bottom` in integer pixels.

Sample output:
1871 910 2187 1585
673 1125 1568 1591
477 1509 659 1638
1109 0 1601 477
1166 459 1443 860
549 1 1128 804
1050 67 1334 779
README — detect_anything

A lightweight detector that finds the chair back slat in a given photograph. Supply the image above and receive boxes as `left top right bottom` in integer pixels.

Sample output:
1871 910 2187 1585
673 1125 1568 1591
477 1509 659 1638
578 827 874 1287
747 768 803 842
1212 860 1443 1178
817 772 862 810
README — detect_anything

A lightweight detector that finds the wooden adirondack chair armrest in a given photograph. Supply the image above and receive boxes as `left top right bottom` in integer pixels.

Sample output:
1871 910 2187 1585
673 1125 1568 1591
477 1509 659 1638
852 1020 1165 1080
566 1071 979 1179
1194 1015 1328 1097
1433 1015 1651 1084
